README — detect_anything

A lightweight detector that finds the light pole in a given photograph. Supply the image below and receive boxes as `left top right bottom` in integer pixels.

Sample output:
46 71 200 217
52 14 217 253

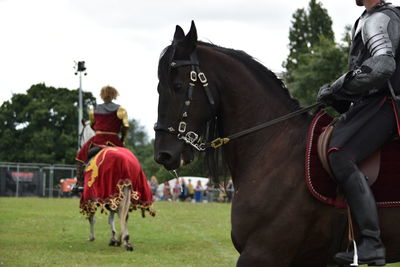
74 61 87 148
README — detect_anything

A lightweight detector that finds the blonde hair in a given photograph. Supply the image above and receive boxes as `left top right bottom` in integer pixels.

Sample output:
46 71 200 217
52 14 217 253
100 85 119 103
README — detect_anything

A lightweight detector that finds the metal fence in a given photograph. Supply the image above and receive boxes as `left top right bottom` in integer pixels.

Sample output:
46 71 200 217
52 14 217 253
0 162 76 198
0 162 234 203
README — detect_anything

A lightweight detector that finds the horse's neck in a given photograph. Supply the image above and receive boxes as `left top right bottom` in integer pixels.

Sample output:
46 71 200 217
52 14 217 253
202 48 311 181
211 53 309 144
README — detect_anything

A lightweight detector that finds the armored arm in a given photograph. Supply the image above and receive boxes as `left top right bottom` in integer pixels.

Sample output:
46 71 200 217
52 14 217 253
344 11 399 95
89 107 95 127
117 107 129 144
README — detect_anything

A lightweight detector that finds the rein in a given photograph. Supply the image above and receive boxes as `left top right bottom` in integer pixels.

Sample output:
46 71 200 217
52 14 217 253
208 102 322 149
155 48 322 151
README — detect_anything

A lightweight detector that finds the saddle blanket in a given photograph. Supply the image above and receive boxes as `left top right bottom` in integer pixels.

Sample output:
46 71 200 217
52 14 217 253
305 110 400 208
80 146 154 217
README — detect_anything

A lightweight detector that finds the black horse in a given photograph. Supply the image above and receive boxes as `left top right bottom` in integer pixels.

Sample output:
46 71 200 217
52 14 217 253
154 21 400 267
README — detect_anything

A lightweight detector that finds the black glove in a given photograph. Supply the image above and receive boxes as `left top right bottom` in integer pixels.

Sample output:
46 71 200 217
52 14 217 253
317 72 351 106
317 84 335 106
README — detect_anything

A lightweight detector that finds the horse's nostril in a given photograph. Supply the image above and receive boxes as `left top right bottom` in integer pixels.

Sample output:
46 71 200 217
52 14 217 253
156 152 172 164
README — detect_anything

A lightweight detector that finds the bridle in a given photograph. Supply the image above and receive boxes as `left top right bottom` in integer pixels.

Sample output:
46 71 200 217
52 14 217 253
154 49 217 151
154 47 322 152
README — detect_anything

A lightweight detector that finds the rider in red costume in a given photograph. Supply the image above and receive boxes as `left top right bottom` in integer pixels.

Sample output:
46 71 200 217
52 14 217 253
75 85 129 186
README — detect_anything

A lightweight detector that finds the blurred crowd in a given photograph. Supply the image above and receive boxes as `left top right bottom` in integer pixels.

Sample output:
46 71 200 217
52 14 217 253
57 175 235 202
148 176 234 203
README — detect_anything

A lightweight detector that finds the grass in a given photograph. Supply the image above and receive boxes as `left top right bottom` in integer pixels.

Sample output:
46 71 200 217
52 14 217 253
0 197 399 267
0 198 237 267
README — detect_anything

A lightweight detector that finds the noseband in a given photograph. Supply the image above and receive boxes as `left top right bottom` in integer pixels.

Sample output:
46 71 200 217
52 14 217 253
154 50 217 151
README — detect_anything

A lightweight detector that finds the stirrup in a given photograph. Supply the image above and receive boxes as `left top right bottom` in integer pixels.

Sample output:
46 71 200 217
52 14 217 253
350 240 358 266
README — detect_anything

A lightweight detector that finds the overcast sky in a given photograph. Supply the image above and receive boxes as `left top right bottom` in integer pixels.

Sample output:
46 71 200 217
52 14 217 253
1 0 399 138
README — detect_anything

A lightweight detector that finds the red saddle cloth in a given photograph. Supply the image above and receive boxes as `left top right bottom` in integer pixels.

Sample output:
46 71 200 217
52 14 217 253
305 110 400 208
80 146 154 217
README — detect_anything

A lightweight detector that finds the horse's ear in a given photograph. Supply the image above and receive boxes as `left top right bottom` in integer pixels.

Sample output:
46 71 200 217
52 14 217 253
173 25 185 43
181 20 197 54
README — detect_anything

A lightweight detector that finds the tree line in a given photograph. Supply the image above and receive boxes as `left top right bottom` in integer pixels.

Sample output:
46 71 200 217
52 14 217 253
0 83 206 182
0 0 352 183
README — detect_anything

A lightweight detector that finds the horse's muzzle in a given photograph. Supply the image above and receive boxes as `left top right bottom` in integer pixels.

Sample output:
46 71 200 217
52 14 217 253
155 151 180 170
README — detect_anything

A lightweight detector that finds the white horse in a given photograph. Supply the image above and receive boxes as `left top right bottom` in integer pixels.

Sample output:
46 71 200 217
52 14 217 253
78 121 153 251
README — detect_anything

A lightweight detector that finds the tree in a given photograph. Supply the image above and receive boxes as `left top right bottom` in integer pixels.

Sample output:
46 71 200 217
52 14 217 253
284 8 310 73
0 84 210 181
307 0 334 45
124 119 158 178
283 0 352 105
284 0 335 83
289 36 349 105
0 83 96 163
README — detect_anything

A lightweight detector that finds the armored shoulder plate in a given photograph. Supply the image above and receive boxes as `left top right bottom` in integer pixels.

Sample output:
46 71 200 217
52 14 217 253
117 107 129 127
362 12 393 56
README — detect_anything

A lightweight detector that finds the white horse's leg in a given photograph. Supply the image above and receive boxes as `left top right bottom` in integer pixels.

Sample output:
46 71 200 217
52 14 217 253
118 186 133 251
108 211 120 246
88 215 96 241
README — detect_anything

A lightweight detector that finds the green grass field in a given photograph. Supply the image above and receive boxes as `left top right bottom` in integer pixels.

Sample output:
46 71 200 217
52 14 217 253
0 198 399 267
0 198 237 266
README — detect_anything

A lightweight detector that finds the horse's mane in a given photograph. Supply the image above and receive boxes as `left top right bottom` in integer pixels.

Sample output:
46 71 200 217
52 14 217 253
195 42 303 183
198 41 301 110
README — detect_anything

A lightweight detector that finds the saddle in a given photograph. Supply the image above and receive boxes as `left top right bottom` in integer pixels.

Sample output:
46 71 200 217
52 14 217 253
306 110 400 208
88 145 104 160
317 122 381 186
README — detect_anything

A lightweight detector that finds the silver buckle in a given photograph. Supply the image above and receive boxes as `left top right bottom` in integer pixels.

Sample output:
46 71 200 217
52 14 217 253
198 72 207 83
190 71 197 82
178 122 186 133
186 131 198 143
178 131 206 151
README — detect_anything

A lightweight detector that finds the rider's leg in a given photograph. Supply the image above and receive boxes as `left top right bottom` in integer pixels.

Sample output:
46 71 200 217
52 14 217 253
328 101 395 265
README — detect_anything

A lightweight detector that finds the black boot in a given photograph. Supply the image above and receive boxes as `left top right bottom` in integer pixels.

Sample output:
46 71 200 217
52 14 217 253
334 171 386 266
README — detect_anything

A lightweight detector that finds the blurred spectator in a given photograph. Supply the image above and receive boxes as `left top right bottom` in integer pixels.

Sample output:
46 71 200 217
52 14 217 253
173 179 180 201
194 180 204 203
187 179 194 201
179 178 188 201
217 182 227 203
150 176 159 201
205 178 214 203
226 179 234 202
162 181 172 201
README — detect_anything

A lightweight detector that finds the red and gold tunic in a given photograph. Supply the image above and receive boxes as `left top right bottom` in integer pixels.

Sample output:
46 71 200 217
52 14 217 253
76 102 129 163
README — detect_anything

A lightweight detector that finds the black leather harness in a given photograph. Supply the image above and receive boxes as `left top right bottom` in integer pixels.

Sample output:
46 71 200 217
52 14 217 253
155 49 321 151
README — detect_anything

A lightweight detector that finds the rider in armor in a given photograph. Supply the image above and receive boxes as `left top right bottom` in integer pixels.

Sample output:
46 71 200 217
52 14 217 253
317 0 400 265
75 85 129 187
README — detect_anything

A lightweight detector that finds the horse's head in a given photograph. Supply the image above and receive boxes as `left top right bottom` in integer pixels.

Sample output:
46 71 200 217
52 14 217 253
154 21 219 170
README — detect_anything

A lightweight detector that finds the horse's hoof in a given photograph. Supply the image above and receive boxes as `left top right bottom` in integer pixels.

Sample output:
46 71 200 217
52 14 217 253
125 245 134 251
108 240 118 246
88 237 95 242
